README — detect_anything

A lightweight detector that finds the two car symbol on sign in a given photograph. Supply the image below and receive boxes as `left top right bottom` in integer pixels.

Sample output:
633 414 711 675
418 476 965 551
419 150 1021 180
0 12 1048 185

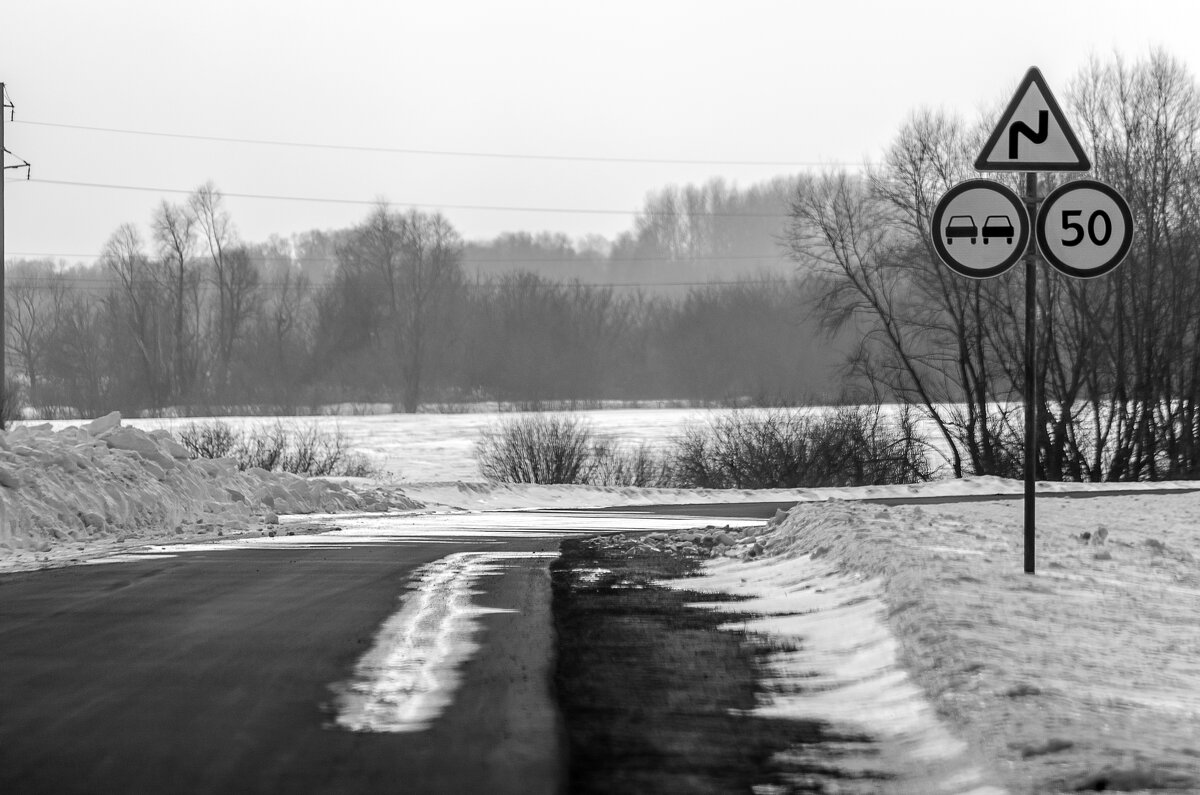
931 180 1030 278
945 214 1015 245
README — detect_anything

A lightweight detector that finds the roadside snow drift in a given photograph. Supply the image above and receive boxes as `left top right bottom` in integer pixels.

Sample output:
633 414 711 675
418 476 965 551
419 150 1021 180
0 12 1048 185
671 496 1200 794
0 413 419 572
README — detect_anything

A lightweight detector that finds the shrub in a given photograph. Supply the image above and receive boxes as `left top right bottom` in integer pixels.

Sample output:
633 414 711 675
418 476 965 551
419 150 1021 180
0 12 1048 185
278 422 375 477
475 414 596 484
474 406 931 489
179 420 378 477
476 414 677 486
234 422 288 471
589 441 675 487
179 421 239 459
670 407 932 489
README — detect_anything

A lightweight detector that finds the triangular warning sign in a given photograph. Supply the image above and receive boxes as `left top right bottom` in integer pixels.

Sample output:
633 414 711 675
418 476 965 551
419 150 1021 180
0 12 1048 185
975 67 1091 171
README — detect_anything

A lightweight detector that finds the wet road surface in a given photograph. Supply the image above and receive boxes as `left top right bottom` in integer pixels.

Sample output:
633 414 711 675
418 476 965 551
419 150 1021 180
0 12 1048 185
0 537 562 795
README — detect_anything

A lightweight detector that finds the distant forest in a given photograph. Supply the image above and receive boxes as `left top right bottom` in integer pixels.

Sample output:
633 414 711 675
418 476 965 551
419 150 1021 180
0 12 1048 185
5 177 846 418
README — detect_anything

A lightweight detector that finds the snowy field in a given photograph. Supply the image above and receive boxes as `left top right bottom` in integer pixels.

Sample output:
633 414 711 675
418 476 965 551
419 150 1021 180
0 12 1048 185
8 409 1200 793
40 405 938 483
39 407 714 482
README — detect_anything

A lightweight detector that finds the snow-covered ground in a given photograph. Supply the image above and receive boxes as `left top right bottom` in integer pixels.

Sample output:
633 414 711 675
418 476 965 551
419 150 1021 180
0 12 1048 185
666 542 1003 795
664 495 1200 794
42 405 935 482
7 409 1200 793
38 407 707 482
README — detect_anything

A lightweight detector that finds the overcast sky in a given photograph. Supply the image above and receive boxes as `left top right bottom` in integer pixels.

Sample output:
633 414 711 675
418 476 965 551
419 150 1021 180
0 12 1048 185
4 0 1200 263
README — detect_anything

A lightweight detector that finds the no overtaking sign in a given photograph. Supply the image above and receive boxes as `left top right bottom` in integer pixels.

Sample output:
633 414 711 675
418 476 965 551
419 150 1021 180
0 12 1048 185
931 180 1029 278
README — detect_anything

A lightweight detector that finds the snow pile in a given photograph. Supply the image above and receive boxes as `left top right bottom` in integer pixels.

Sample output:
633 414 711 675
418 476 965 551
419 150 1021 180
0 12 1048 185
573 524 764 559
718 497 1200 794
0 413 421 572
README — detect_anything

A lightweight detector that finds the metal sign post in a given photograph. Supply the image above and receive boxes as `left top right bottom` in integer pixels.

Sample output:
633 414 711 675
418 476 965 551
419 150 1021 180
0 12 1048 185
1023 172 1038 574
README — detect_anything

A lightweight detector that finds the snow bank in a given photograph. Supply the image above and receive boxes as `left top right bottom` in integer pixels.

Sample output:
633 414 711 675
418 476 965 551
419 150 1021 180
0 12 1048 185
597 516 998 793
0 413 421 573
715 497 1200 794
670 552 1000 795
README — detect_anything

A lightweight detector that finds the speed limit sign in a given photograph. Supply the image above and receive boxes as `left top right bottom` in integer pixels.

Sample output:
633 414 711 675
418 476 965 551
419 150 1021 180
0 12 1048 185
1035 180 1133 278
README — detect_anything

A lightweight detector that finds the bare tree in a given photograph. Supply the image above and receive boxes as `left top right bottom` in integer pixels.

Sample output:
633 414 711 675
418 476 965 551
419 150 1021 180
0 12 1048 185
46 290 109 417
395 211 464 412
5 262 69 408
102 223 169 408
331 205 464 412
791 53 1200 482
1068 51 1200 479
190 182 259 394
151 199 202 402
786 108 1031 478
243 243 315 408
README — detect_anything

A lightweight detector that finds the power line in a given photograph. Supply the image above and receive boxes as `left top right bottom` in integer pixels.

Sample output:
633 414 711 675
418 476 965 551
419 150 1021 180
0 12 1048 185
3 276 795 292
7 249 792 265
20 177 795 218
15 118 872 169
23 177 624 214
16 177 794 218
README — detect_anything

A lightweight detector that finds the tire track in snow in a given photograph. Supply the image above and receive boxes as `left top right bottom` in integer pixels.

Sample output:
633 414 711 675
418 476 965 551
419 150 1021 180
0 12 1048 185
330 551 556 733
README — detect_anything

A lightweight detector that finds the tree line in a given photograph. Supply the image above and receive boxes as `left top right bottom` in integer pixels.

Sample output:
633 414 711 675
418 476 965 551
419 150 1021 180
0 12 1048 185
4 181 839 418
787 51 1200 481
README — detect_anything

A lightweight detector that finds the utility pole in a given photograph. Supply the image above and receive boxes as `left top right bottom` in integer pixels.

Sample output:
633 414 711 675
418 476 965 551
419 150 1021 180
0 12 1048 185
2 82 8 414
1 84 30 427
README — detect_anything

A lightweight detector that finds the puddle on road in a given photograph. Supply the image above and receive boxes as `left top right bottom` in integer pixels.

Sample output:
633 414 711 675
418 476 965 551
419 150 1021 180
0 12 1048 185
79 510 761 564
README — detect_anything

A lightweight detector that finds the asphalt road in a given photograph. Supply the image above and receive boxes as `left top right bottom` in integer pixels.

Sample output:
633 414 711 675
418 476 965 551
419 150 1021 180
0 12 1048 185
7 490 1192 795
0 538 563 795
